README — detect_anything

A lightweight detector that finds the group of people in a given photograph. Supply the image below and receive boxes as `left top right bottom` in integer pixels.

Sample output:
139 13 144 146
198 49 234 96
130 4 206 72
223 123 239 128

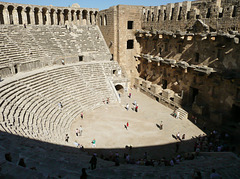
103 97 110 104
126 101 138 112
171 109 180 119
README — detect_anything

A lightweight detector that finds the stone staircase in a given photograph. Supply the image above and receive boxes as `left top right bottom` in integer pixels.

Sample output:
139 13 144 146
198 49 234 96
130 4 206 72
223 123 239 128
176 107 188 120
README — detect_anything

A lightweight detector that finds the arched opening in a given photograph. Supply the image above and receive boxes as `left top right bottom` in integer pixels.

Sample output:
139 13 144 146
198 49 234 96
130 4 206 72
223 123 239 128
50 9 55 25
17 6 23 24
71 10 75 21
57 9 61 25
76 10 80 20
104 14 107 26
63 9 69 23
8 5 14 24
26 7 31 24
82 10 87 25
115 84 124 94
0 5 4 24
14 64 18 74
100 15 102 26
94 11 98 24
42 8 47 25
34 8 39 25
89 11 93 25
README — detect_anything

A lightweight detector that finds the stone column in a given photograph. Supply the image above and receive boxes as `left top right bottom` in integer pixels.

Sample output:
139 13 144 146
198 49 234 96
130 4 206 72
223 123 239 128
60 11 64 25
46 10 51 25
68 10 71 25
38 10 43 25
72 11 77 25
53 11 57 25
22 9 27 25
86 11 90 25
12 8 18 24
29 9 34 25
78 11 82 26
3 8 9 24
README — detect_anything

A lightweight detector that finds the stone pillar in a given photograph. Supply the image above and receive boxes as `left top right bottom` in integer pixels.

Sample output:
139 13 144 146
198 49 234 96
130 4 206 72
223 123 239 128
78 11 82 25
87 11 90 25
60 11 64 25
22 9 27 25
3 8 9 24
53 11 57 25
72 11 77 25
29 9 34 25
68 10 71 25
46 10 51 25
12 8 18 24
38 10 43 25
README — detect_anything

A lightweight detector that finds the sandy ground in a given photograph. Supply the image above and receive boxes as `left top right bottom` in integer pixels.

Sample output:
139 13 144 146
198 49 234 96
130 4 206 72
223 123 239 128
69 89 204 158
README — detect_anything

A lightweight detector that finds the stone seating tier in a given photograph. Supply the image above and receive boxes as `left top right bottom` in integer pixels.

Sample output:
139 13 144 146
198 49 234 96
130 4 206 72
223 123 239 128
0 62 118 143
0 25 111 70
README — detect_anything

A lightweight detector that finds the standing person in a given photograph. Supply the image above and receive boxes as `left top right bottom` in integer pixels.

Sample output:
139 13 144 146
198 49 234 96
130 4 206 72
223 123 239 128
176 132 181 140
58 102 63 110
92 139 96 148
176 111 180 119
107 98 110 104
126 103 129 111
210 169 222 179
160 121 163 130
134 100 136 106
127 122 129 128
80 168 87 179
182 134 185 140
135 105 138 112
81 113 83 119
128 93 131 98
65 134 69 142
89 154 97 170
76 128 79 136
79 126 83 136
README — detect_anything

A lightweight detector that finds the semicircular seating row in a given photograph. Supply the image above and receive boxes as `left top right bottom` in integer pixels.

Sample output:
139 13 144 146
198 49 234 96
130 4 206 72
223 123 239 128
0 62 118 144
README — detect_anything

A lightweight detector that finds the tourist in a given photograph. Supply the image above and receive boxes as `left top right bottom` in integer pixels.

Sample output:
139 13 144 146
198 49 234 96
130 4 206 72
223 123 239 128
18 158 26 168
127 122 129 128
92 139 96 147
76 128 79 136
74 141 80 148
134 100 136 106
176 111 180 119
89 154 97 170
160 121 163 130
61 59 65 65
65 134 69 142
58 102 63 110
192 170 202 179
80 168 87 179
126 103 129 111
81 113 83 119
210 169 222 179
107 97 110 104
135 105 138 112
176 132 181 140
128 93 131 98
79 126 83 136
182 134 185 140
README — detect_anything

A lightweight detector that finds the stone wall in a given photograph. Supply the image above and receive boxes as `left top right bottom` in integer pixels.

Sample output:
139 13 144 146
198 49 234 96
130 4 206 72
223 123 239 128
99 5 143 86
142 0 240 32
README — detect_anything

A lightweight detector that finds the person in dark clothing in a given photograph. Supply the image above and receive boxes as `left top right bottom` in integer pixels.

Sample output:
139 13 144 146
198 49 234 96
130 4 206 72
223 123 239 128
89 155 97 170
80 168 87 179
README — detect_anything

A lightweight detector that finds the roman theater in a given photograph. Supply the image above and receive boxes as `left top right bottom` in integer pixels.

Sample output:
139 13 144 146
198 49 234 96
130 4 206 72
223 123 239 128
0 0 240 178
